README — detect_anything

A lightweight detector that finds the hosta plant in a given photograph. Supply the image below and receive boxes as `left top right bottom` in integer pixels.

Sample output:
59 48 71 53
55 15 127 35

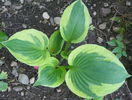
0 0 131 100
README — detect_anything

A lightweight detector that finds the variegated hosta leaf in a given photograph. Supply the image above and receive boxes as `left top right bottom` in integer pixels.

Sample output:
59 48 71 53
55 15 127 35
60 0 91 43
0 81 8 91
2 29 50 66
34 58 66 88
66 44 130 99
48 30 64 55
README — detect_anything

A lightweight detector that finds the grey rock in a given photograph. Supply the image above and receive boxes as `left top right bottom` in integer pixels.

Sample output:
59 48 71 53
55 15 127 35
22 24 27 28
50 17 55 26
93 11 97 16
99 22 107 30
10 61 18 67
12 67 19 77
4 1 11 6
20 0 24 4
18 74 29 85
21 91 24 96
126 1 131 7
42 12 50 19
104 3 109 7
56 88 61 93
13 5 23 10
8 87 11 92
101 8 111 17
54 17 61 25
13 86 23 92
97 37 103 43
0 60 5 66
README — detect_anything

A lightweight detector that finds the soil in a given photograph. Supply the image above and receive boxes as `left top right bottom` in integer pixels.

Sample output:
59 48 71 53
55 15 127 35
0 0 132 100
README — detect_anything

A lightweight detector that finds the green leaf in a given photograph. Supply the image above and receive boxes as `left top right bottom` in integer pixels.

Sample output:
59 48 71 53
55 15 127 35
112 47 122 53
94 97 104 100
48 30 64 55
34 64 66 88
0 81 8 91
107 40 116 46
116 53 122 58
122 51 127 57
0 72 8 80
61 50 71 60
115 27 125 34
66 44 130 99
110 17 121 22
60 0 91 43
2 29 50 66
0 31 8 49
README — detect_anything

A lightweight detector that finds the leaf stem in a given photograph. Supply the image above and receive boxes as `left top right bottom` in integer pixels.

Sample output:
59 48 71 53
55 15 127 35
64 42 71 52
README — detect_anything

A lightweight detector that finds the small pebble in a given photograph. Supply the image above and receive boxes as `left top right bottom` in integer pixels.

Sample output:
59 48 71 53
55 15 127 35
21 91 24 96
97 37 103 43
13 86 23 92
99 22 107 30
0 60 5 66
18 74 29 85
110 37 114 41
104 3 109 7
4 1 11 6
56 88 61 93
42 12 50 19
93 4 96 7
101 8 111 17
10 61 18 67
27 86 30 90
126 1 131 7
30 77 35 84
22 24 27 28
8 87 11 92
20 0 24 4
54 17 61 25
12 67 19 77
93 11 97 16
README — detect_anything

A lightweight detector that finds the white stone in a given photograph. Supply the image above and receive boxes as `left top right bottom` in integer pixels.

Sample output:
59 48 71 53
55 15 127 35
20 0 24 4
97 37 103 43
56 88 61 93
42 12 50 19
18 74 29 85
93 11 97 16
101 8 111 17
104 3 109 7
10 61 18 67
12 68 18 77
22 24 27 28
99 22 107 30
54 17 61 25
126 1 131 7
13 86 23 92
21 91 24 96
29 77 35 84
4 1 11 6
0 60 5 66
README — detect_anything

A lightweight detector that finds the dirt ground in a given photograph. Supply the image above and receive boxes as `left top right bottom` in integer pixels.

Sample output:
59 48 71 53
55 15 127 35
0 0 132 100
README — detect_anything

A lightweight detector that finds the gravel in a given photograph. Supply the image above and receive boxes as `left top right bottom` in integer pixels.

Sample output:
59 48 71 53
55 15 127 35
100 8 111 17
4 1 11 6
13 86 23 92
42 12 50 19
99 22 107 30
18 74 29 85
54 17 61 25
